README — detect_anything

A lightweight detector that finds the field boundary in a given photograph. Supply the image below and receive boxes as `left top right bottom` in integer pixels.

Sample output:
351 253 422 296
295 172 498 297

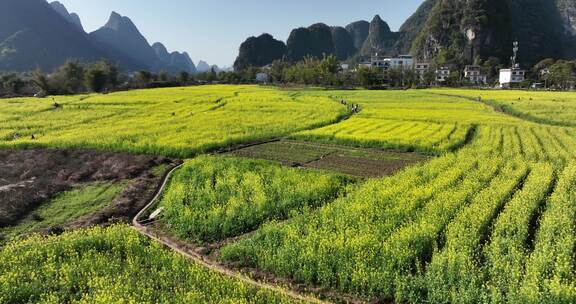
132 163 332 304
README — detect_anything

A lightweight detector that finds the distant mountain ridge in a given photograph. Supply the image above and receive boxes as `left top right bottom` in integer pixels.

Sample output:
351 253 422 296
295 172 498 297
152 42 197 74
0 0 202 73
234 12 428 70
0 0 120 72
235 0 576 69
49 1 84 32
90 12 162 71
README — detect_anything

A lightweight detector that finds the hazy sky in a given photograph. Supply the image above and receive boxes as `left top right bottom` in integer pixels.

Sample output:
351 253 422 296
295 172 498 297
57 0 424 67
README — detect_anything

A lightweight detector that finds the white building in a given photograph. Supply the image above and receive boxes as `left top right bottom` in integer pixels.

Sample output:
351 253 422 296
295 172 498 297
499 41 525 88
415 62 431 79
360 54 415 71
255 72 269 83
499 68 525 88
386 55 414 70
436 67 450 83
464 65 487 84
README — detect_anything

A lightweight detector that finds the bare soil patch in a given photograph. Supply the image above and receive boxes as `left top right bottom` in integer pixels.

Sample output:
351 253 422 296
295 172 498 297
229 140 429 178
0 149 178 229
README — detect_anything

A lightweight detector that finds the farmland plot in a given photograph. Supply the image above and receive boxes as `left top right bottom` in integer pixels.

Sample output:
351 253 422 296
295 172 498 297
2 87 576 303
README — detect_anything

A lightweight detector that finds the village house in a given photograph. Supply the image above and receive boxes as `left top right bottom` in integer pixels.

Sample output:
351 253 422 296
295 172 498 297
464 65 487 84
499 41 526 88
360 54 414 71
436 67 450 83
415 62 431 79
499 68 526 88
255 72 269 83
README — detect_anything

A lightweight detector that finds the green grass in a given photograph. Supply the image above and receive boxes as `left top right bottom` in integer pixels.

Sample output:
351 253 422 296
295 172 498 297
0 182 126 242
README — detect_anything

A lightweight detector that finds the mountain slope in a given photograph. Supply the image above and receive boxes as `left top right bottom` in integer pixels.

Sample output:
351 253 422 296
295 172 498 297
90 12 161 71
196 60 211 73
411 0 574 66
331 26 356 60
234 34 286 70
152 42 197 74
394 0 436 54
345 21 370 50
360 15 401 56
50 1 84 32
287 23 334 61
0 0 108 71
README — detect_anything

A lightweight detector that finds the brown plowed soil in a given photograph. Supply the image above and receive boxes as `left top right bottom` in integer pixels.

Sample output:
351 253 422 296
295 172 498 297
229 140 429 178
0 149 178 229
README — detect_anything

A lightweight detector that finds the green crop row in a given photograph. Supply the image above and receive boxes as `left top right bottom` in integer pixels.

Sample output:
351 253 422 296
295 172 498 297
158 156 353 244
484 163 555 303
0 225 300 304
519 163 576 303
220 121 576 302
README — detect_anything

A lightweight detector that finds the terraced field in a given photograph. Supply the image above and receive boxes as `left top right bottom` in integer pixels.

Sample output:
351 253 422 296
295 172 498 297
1 86 576 303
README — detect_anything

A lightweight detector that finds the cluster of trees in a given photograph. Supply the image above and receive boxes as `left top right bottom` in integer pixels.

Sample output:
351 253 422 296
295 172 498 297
33 60 120 95
231 55 436 88
0 60 230 97
532 59 576 90
0 74 28 96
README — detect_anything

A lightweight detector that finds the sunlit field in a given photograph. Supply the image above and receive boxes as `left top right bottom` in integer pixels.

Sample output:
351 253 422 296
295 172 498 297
158 156 353 243
436 88 576 127
0 226 300 304
293 90 521 154
2 85 576 303
0 85 348 158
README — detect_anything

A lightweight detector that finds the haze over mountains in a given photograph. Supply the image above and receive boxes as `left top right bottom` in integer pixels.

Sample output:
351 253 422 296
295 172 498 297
235 0 576 70
0 0 212 73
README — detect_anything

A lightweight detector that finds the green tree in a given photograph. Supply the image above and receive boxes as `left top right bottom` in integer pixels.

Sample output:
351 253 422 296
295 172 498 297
61 60 85 93
1 74 26 96
159 71 169 82
99 60 119 88
32 69 51 95
356 66 378 87
84 66 107 93
548 60 576 90
136 71 152 87
269 59 289 83
179 71 190 84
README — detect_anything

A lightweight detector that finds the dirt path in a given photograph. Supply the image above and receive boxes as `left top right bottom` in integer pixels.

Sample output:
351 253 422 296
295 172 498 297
132 163 332 304
130 106 371 303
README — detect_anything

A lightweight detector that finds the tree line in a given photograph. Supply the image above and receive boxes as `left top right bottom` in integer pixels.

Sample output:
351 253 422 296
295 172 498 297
0 60 225 97
2 57 575 97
